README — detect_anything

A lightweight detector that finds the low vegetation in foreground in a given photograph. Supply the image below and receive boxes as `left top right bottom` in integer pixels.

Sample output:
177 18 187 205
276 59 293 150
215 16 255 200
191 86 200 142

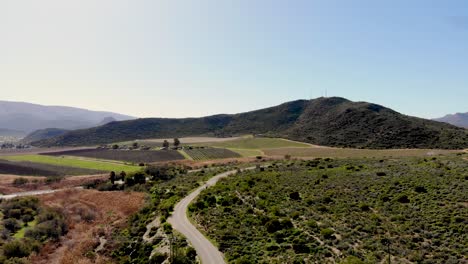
191 154 467 263
0 197 67 263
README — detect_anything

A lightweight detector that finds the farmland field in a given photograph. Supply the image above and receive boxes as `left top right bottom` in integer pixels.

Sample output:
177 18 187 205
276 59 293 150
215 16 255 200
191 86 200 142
183 148 241 160
191 136 311 149
229 148 264 157
117 136 244 148
43 148 185 163
2 155 141 173
263 147 461 158
0 159 103 176
191 154 468 263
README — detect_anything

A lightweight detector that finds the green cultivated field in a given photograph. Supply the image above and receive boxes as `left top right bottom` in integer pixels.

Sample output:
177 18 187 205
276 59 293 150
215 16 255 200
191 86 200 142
183 148 241 160
3 155 141 173
192 136 310 149
191 154 468 263
229 148 264 157
264 147 461 158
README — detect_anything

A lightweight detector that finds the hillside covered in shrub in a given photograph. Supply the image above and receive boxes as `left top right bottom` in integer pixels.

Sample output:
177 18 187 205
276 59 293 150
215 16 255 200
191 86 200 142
34 97 468 149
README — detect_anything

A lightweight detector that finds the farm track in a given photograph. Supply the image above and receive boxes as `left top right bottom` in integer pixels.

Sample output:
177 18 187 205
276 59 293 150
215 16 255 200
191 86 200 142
0 187 82 200
168 167 255 264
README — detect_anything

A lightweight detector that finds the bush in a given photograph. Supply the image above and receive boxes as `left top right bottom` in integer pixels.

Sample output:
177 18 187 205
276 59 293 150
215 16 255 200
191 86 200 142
289 191 301 200
45 176 63 184
163 222 173 234
12 178 29 186
320 228 335 239
414 186 427 193
397 195 410 203
3 240 32 258
4 218 21 232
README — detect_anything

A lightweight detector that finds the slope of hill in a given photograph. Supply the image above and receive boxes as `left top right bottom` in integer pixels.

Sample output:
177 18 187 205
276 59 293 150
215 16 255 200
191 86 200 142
0 100 135 133
33 97 468 149
21 128 70 144
434 112 468 128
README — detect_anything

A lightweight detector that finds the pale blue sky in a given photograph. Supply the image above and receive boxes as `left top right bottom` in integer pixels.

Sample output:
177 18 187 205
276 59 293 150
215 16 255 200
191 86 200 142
1 0 467 118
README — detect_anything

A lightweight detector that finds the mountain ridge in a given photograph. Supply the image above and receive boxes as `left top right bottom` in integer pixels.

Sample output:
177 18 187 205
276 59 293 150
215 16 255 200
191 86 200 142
33 97 468 149
0 100 135 134
434 112 468 128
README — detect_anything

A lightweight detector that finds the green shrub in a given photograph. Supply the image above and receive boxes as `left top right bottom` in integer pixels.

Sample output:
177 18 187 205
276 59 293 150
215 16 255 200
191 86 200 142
3 240 32 258
320 228 335 239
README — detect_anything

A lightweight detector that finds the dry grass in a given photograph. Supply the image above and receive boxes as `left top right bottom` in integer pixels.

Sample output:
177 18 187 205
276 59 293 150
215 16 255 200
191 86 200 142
263 147 461 158
30 189 146 264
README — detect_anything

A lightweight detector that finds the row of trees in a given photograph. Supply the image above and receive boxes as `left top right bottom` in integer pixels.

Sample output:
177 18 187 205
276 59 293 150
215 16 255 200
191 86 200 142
162 138 180 149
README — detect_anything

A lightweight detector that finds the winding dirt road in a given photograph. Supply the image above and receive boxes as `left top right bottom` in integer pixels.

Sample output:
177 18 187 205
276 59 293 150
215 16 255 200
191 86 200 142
0 187 82 200
169 169 252 264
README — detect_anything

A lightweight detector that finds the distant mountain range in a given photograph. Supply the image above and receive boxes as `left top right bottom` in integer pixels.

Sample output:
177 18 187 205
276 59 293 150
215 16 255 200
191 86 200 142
0 128 26 137
33 97 468 149
434 112 468 128
0 101 135 136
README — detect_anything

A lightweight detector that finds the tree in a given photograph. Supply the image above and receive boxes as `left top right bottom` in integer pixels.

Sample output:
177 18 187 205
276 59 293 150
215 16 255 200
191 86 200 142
133 172 146 184
132 142 139 149
112 144 119 150
119 171 126 181
109 171 116 184
162 140 170 149
174 138 180 148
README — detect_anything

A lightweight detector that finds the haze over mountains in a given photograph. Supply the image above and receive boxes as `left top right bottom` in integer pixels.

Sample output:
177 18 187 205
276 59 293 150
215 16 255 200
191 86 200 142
34 97 468 149
0 101 135 136
434 112 468 128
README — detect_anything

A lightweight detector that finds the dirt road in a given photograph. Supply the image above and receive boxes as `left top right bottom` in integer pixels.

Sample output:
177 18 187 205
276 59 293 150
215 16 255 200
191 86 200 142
0 187 82 200
169 168 252 264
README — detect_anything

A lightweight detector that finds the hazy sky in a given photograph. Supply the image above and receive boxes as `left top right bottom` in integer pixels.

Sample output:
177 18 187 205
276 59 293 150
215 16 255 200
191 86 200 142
1 0 467 118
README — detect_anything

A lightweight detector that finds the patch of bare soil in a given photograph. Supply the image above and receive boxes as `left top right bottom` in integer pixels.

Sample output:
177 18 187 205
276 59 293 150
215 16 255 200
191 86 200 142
30 189 146 264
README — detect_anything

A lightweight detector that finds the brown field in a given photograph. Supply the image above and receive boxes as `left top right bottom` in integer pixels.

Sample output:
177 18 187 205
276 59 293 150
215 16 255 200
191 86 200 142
30 189 146 264
263 147 461 158
0 174 107 195
0 147 92 156
0 159 103 176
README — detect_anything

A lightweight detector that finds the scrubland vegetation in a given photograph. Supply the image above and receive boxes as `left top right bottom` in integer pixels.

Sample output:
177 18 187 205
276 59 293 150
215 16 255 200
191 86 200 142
0 197 67 263
71 160 251 263
191 154 467 263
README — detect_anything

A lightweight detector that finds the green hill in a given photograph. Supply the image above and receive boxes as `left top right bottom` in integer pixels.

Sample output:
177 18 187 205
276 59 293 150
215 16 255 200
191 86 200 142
22 128 69 144
33 97 468 149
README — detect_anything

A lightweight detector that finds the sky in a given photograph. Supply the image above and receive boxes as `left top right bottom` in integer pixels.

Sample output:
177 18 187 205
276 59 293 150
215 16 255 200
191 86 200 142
1 0 467 118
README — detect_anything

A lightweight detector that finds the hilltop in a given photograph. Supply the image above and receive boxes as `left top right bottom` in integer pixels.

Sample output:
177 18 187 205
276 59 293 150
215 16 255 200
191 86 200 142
33 97 468 149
